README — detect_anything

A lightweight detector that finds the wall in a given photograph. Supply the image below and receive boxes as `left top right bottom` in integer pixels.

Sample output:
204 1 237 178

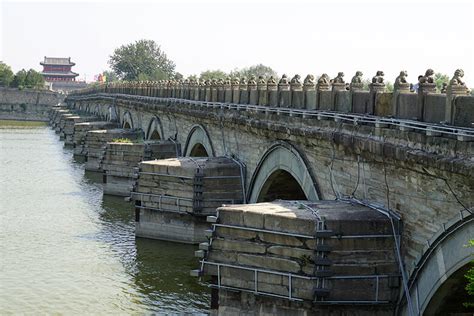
0 87 64 121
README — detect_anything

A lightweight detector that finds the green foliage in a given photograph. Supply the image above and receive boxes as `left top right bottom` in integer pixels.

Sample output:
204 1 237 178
111 138 133 143
102 70 119 83
24 69 44 89
230 63 278 79
0 62 14 87
10 69 27 89
465 240 474 308
199 69 227 81
109 39 176 81
385 81 394 92
434 73 449 92
186 74 198 81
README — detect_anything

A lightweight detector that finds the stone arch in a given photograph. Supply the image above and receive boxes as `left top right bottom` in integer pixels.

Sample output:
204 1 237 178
400 212 474 315
146 116 164 140
106 106 118 122
248 141 320 203
122 111 134 129
183 124 215 157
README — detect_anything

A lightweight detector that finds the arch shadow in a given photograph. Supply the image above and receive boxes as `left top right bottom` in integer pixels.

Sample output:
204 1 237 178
248 141 320 203
183 124 215 157
122 111 134 129
146 116 165 140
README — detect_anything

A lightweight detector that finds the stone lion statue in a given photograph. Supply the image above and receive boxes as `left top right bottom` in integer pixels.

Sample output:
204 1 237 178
419 69 435 84
304 74 315 85
258 75 266 85
394 70 409 90
278 74 289 85
449 69 466 86
267 76 277 85
290 74 301 84
333 72 345 84
248 75 257 85
372 71 385 84
318 74 330 85
351 71 363 84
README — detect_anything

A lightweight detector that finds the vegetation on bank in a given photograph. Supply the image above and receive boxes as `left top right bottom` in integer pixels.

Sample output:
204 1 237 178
0 62 45 89
465 239 474 307
111 138 142 143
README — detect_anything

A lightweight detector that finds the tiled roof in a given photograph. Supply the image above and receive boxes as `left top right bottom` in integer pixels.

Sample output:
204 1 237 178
41 57 75 65
41 71 79 76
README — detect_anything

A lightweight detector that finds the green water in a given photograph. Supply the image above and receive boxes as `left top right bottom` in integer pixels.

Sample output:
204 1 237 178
0 122 210 314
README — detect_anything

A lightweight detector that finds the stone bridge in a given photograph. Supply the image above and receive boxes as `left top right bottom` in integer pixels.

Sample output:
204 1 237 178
65 71 473 315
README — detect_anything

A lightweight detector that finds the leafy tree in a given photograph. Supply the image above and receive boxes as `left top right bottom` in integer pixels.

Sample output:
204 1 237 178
465 240 474 308
102 70 119 82
187 74 198 81
0 62 14 87
11 69 27 88
385 81 394 92
173 72 184 80
109 39 176 81
199 69 227 81
434 73 449 92
230 64 278 79
24 69 44 89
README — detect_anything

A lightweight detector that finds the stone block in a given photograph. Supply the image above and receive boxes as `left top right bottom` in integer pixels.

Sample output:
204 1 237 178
258 232 304 247
374 92 393 117
352 91 370 114
291 91 304 109
318 91 333 111
267 246 314 260
453 95 474 127
396 93 420 120
334 91 352 113
423 94 447 124
304 90 317 110
237 253 301 273
212 238 267 254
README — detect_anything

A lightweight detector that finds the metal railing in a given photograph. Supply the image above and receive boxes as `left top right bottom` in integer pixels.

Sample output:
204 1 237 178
68 93 474 139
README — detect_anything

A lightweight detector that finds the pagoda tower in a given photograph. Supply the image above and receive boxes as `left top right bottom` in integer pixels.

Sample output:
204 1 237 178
40 57 79 82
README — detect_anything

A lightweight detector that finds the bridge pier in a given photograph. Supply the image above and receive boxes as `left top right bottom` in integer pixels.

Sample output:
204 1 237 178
83 128 143 172
132 157 244 244
193 200 401 315
102 140 180 196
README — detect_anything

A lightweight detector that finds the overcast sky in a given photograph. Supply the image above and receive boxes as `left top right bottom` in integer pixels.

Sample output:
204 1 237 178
1 0 473 85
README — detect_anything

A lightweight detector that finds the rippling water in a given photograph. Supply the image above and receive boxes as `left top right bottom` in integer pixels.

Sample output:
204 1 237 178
0 123 210 314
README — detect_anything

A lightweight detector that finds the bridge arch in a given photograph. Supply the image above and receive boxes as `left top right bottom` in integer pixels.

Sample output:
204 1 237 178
183 124 215 157
248 141 320 203
122 111 134 129
400 212 473 315
146 116 164 140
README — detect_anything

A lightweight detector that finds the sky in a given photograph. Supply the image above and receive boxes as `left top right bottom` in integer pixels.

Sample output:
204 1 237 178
1 0 473 85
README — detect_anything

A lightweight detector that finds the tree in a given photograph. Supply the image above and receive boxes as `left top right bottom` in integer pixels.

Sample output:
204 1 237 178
434 73 449 92
102 70 119 83
199 69 227 81
230 64 278 79
0 62 14 87
109 39 176 81
11 69 27 89
465 240 474 308
24 69 44 89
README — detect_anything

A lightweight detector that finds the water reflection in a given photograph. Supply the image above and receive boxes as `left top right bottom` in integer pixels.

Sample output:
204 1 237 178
0 123 210 314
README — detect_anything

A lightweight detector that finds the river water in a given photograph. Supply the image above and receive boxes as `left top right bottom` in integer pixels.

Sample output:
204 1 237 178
0 122 210 314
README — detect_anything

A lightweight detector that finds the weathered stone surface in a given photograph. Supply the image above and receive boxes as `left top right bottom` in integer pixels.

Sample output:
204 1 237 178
334 90 352 113
212 238 267 254
374 92 392 117
318 91 333 110
267 246 314 260
352 91 370 113
424 94 447 123
453 95 474 127
237 253 301 273
396 92 420 120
